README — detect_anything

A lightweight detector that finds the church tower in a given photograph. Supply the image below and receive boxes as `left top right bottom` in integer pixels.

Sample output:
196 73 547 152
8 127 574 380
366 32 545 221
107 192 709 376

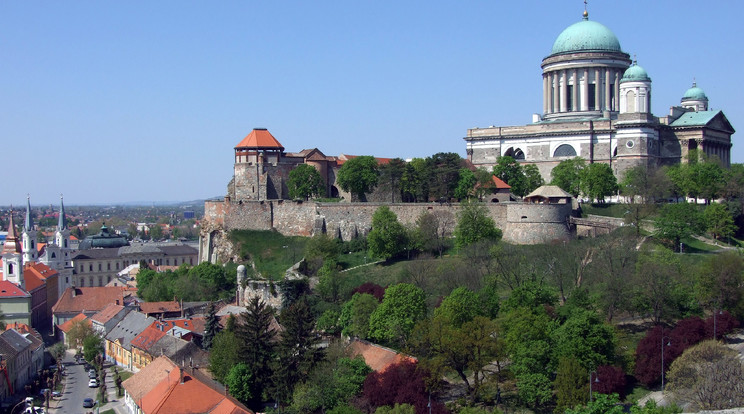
2 210 24 287
619 61 652 115
55 195 70 250
22 196 38 263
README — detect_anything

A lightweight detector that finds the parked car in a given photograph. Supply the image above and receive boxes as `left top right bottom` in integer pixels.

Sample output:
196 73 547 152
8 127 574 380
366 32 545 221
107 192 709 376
38 388 50 397
51 391 62 399
88 379 98 388
24 407 45 414
83 398 95 408
88 369 96 379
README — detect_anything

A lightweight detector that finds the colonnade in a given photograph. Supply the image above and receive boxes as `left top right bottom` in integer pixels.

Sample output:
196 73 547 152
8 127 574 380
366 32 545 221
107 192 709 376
542 67 624 115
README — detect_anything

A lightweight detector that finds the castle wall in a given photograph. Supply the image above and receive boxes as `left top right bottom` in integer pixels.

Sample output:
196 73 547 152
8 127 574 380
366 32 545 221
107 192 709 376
200 199 572 262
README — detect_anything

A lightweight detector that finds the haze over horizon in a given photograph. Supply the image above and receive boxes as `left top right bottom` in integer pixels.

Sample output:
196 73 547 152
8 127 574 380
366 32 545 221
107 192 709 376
2 1 741 206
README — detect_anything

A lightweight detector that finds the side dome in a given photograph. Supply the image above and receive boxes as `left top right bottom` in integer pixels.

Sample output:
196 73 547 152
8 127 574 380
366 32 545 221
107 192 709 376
621 63 650 82
551 19 622 55
682 83 707 101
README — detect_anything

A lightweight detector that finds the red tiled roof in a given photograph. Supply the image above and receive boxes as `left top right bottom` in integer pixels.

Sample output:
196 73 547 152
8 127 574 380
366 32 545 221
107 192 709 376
347 338 417 372
491 175 511 189
140 301 181 315
90 303 125 324
135 356 252 414
234 128 284 151
23 263 58 292
131 325 167 351
52 287 131 314
57 313 90 334
153 317 206 335
0 280 30 298
336 154 393 166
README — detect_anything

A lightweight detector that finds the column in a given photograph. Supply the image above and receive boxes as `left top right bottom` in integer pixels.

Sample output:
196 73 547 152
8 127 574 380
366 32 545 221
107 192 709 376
604 69 611 111
572 69 579 112
543 74 549 115
560 70 567 112
581 69 589 111
614 71 620 111
552 72 559 114
594 69 601 111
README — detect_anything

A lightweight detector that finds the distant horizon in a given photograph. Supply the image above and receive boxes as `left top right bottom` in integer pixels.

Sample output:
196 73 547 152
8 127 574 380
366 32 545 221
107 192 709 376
2 1 741 205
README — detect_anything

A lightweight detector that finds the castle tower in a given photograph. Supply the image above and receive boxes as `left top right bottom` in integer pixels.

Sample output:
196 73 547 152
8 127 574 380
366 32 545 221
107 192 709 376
55 195 70 249
2 209 24 287
619 61 652 114
22 196 38 263
232 128 286 201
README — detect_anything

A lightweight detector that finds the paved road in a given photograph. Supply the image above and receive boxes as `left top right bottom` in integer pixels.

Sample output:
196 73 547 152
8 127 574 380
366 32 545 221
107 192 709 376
49 352 126 414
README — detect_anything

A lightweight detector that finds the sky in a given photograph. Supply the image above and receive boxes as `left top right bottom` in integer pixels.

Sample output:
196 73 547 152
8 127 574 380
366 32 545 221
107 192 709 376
1 1 742 206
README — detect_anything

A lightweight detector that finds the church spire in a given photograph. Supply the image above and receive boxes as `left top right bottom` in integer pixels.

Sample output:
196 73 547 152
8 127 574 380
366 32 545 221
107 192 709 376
24 195 33 231
3 208 21 254
58 194 67 230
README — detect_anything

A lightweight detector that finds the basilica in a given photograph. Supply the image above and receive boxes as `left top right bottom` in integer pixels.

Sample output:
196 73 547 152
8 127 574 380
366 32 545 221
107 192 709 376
464 9 735 181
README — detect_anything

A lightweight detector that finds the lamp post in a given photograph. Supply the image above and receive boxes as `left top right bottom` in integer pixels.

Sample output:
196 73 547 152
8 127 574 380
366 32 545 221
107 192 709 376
589 371 599 402
661 336 671 392
713 308 723 340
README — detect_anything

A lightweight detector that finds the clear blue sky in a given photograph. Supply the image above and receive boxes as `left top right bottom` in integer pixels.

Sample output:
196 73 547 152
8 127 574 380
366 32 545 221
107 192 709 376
2 1 742 205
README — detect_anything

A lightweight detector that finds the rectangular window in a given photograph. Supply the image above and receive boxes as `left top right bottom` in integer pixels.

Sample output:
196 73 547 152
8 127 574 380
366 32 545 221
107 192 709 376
610 84 615 110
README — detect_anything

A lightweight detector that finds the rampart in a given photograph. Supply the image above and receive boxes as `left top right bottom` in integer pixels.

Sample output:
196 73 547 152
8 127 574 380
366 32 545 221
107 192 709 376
199 199 573 263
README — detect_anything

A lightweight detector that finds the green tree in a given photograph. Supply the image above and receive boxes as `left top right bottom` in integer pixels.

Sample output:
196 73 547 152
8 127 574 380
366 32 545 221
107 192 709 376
433 287 482 328
288 164 324 200
551 309 616 370
632 248 687 324
378 158 407 203
522 164 545 196
150 224 164 240
667 340 744 411
454 168 477 200
654 203 704 251
703 203 736 241
208 329 240 382
202 302 220 350
375 404 416 414
368 283 427 346
493 156 527 197
225 363 256 405
290 354 371 413
413 210 452 257
66 319 95 350
554 356 589 413
234 296 277 405
580 163 618 202
83 335 103 363
339 293 379 339
690 158 725 204
401 158 429 202
453 201 501 249
337 155 379 201
552 157 586 197
428 152 462 201
273 298 325 403
368 206 408 260
696 251 744 318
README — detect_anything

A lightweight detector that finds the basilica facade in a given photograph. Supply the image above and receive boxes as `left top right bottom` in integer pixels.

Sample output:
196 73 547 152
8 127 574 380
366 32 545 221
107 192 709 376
464 9 735 181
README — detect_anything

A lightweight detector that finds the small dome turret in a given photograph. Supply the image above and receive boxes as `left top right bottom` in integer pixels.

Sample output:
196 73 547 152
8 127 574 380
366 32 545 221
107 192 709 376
682 83 708 101
621 62 651 82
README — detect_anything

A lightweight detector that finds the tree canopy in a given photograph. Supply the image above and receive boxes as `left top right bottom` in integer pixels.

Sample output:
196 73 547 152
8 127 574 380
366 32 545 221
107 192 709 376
337 155 379 201
288 164 324 200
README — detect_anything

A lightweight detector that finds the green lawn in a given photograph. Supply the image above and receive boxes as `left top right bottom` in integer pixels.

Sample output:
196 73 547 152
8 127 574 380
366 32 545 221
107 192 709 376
581 203 631 219
230 230 308 280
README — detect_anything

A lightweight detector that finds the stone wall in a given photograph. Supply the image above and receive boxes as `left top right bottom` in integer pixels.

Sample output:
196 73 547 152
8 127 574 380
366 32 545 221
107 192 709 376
200 199 573 263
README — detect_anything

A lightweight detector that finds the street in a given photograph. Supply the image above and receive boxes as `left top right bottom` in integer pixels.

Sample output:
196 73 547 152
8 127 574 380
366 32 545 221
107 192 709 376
49 351 126 414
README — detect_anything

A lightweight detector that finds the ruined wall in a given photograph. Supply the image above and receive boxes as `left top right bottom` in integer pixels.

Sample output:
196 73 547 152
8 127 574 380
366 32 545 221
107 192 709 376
200 199 572 263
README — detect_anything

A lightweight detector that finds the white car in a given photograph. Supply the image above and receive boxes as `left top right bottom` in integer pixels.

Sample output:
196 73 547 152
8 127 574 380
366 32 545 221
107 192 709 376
25 407 45 414
88 378 98 388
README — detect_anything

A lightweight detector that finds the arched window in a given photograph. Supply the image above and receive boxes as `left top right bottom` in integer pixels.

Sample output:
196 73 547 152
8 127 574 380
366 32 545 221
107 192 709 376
51 252 56 259
513 148 525 160
626 90 636 113
553 144 577 157
8 263 13 274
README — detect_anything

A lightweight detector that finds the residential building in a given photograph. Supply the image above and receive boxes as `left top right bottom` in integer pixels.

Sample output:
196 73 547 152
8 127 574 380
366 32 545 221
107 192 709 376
52 286 136 329
122 355 251 414
0 281 31 326
90 303 131 338
105 311 155 370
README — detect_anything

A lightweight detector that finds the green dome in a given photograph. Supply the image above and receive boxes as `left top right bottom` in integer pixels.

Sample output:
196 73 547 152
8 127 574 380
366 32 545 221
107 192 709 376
621 63 650 82
551 19 622 55
682 83 707 101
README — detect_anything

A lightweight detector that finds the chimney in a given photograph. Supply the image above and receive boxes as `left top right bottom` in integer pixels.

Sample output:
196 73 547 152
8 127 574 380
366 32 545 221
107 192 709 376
115 300 119 306
179 367 184 384
72 288 77 298
225 384 229 397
